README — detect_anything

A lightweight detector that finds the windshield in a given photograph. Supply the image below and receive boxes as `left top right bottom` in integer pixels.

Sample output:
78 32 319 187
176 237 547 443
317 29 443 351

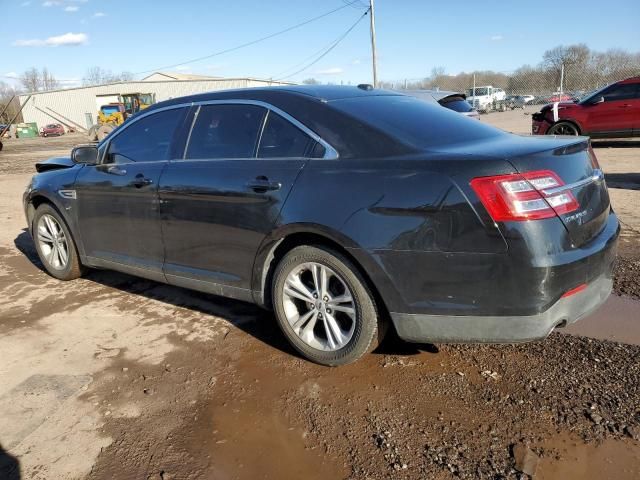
101 105 121 115
332 95 502 150
577 85 607 104
467 87 489 96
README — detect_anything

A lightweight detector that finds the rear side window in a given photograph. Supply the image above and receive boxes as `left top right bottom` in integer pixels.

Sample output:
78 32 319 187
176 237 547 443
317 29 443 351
257 111 313 158
332 95 502 149
439 96 473 113
186 104 266 159
106 108 184 163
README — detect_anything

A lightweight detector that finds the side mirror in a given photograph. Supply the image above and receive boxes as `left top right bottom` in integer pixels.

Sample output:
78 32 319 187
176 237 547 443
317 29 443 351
591 96 605 105
72 145 99 165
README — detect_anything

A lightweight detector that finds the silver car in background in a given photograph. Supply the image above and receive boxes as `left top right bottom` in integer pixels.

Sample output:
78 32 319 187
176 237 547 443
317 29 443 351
402 89 480 120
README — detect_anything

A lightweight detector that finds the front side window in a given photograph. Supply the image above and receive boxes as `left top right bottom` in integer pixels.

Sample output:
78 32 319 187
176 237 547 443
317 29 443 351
257 111 314 158
602 83 638 102
185 104 266 160
106 108 185 163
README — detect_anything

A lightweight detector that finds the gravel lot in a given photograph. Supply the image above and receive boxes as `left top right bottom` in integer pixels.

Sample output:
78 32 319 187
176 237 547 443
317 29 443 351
0 115 639 480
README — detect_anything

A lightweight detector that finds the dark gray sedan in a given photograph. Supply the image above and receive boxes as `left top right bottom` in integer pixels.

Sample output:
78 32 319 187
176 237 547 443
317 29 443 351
23 85 617 366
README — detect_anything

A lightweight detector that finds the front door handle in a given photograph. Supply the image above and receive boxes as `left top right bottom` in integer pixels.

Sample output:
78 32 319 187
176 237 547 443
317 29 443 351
131 173 153 188
246 176 281 192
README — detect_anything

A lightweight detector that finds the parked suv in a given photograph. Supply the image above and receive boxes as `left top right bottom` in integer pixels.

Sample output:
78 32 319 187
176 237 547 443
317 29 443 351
23 86 618 366
532 77 640 137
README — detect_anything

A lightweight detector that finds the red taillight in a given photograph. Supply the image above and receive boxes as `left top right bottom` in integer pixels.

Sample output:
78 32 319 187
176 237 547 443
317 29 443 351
561 283 587 298
470 169 579 222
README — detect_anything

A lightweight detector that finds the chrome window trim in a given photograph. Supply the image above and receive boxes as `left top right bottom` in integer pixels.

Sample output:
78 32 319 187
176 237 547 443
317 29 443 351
101 99 339 161
541 169 604 196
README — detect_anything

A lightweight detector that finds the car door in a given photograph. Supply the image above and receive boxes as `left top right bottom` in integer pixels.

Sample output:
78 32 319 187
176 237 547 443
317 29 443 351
584 83 637 136
159 102 322 301
75 106 188 281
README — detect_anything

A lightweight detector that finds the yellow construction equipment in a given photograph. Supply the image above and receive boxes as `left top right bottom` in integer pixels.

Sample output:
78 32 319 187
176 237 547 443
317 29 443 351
88 93 155 141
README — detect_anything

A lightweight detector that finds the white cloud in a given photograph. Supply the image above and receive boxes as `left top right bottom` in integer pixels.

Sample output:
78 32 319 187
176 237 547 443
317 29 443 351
64 5 78 11
42 1 61 6
13 32 88 47
174 66 192 72
4 72 18 78
315 67 343 75
490 34 504 41
93 11 106 17
351 59 361 65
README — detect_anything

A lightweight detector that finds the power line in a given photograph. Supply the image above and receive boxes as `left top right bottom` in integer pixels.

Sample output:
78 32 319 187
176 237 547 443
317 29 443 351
340 0 369 10
274 9 369 81
132 1 364 76
271 10 367 79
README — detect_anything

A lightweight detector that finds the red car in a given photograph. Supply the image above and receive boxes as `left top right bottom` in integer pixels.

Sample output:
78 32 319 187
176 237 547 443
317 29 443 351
532 76 640 137
41 123 65 137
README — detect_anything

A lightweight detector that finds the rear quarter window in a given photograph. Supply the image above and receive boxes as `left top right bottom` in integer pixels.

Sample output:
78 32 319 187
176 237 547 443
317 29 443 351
331 95 502 150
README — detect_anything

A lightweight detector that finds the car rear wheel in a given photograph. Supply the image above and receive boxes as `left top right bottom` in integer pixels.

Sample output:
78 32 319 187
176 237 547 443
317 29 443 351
33 203 84 280
272 245 385 366
548 121 580 136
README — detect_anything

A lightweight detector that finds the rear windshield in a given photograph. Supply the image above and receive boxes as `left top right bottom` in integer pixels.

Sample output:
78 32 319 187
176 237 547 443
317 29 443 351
439 96 473 113
331 95 501 149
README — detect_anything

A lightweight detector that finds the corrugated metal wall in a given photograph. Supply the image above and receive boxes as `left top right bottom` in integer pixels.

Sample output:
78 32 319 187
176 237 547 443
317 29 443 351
19 78 291 131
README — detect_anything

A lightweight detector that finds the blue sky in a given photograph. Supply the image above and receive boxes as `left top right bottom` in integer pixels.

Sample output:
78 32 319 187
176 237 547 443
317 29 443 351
1 0 639 87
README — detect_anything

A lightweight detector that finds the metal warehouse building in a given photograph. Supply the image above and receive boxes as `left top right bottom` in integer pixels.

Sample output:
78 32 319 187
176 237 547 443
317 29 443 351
18 72 293 132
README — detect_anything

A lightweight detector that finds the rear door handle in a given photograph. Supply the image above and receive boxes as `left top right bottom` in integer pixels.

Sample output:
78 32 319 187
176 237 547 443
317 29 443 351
131 173 153 188
246 176 281 192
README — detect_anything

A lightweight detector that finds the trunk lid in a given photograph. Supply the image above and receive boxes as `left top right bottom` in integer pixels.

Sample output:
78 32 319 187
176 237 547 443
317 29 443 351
437 135 610 247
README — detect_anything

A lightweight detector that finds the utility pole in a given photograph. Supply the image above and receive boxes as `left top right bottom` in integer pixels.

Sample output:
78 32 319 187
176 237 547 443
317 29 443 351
369 0 378 88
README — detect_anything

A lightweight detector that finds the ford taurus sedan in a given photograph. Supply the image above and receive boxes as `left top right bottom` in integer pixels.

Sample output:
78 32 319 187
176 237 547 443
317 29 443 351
23 85 618 366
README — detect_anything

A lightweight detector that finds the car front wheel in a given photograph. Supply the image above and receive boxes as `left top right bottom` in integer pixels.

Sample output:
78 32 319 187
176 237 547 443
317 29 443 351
272 245 385 366
32 203 84 280
548 121 580 136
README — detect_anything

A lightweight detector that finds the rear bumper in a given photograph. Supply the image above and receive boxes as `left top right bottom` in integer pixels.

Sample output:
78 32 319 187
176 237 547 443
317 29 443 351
389 211 619 343
391 273 612 343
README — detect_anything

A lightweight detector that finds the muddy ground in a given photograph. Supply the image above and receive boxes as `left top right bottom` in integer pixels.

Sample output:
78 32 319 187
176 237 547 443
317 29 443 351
0 114 639 480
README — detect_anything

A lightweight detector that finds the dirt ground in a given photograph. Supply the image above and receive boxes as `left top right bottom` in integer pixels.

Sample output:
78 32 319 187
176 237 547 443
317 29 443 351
0 118 639 480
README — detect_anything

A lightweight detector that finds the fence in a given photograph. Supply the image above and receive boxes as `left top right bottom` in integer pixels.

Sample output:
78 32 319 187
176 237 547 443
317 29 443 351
381 65 640 105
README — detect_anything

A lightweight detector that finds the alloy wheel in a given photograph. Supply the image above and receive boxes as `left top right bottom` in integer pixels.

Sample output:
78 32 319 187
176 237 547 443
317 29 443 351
549 123 579 135
281 262 356 351
37 214 69 270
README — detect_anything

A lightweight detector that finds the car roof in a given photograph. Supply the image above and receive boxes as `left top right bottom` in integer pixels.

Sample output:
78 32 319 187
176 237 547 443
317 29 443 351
619 76 640 84
150 85 403 111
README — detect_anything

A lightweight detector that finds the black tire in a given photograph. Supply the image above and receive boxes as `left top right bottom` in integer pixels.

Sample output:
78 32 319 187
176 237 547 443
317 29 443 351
32 203 84 280
87 125 99 142
272 245 386 366
547 121 580 136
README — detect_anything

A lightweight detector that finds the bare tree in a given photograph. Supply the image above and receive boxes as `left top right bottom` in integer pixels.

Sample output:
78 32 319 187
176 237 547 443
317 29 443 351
41 68 60 91
0 81 22 124
20 67 41 92
83 67 134 86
